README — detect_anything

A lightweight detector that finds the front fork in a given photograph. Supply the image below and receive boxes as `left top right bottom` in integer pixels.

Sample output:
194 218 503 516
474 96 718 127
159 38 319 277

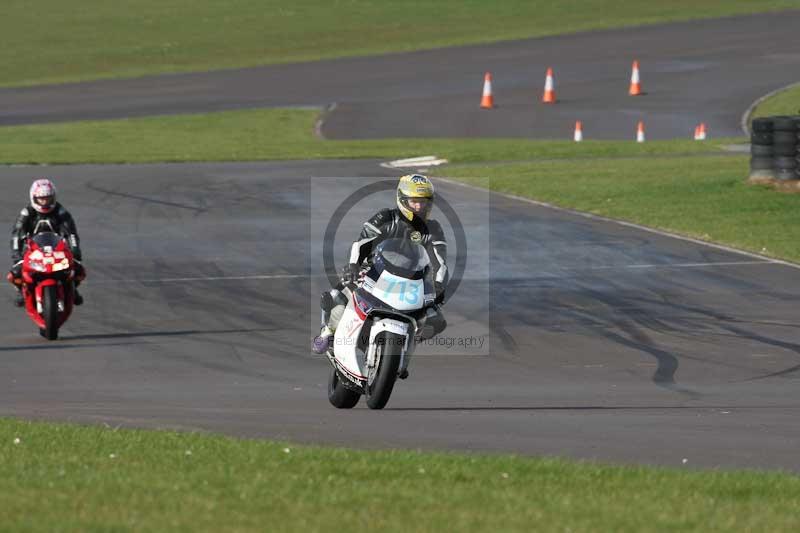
366 319 416 377
33 281 66 314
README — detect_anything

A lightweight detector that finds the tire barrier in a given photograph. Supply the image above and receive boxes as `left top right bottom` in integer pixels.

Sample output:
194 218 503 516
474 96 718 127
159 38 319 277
773 116 798 181
748 116 800 184
750 144 772 157
749 117 774 183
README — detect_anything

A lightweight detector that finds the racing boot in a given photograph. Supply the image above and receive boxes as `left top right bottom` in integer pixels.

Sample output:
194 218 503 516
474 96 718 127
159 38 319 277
13 289 24 307
312 325 334 355
73 264 86 306
312 289 348 354
7 268 24 307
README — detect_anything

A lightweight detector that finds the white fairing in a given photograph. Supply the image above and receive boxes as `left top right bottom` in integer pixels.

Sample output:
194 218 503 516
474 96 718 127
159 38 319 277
367 318 414 376
369 317 408 339
333 300 367 381
332 298 415 383
366 270 425 311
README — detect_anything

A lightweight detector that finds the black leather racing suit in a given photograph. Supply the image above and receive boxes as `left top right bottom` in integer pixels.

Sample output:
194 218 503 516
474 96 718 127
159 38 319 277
323 208 448 339
348 208 448 301
9 203 83 277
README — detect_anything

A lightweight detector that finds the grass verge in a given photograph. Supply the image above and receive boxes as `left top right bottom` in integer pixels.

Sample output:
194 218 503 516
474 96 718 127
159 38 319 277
446 156 800 263
2 417 799 532
0 108 737 165
1 1 798 87
750 83 800 121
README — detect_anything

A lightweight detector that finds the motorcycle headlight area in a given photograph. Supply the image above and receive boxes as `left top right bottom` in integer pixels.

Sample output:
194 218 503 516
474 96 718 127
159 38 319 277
28 260 47 272
51 258 70 271
28 256 69 272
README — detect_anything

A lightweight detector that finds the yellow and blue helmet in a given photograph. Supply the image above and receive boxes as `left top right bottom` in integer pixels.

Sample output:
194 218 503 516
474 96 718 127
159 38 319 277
396 174 434 221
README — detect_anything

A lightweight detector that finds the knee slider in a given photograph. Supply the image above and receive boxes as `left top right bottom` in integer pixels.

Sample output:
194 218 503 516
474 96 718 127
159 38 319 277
321 289 348 312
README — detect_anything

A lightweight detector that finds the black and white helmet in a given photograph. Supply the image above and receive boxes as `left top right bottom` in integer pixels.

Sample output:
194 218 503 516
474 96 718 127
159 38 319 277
29 178 57 214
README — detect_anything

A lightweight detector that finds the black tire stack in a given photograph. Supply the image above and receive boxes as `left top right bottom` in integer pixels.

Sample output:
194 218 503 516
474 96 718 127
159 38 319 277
749 117 774 182
749 116 800 183
771 116 799 181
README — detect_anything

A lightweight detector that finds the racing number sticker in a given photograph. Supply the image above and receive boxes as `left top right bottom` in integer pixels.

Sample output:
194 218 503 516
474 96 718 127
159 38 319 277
382 279 420 305
376 272 423 310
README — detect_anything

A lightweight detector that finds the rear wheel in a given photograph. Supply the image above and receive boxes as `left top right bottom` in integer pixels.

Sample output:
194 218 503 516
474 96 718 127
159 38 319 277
365 332 403 410
328 368 361 408
42 285 59 340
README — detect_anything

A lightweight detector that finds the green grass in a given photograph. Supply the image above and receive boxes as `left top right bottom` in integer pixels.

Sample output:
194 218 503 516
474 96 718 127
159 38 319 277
0 108 738 165
1 1 797 87
446 156 800 263
2 417 799 532
750 83 800 121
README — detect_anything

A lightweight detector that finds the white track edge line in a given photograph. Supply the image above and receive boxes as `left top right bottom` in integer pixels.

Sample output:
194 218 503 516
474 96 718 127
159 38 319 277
604 260 770 270
313 103 337 140
90 274 310 285
437 176 800 271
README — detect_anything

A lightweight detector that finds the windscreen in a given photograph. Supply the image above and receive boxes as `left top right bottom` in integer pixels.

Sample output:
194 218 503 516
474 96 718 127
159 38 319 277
30 232 63 249
373 238 430 278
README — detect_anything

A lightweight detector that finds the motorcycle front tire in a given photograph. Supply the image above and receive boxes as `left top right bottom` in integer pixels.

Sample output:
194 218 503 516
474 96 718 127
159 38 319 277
365 332 403 410
42 285 59 340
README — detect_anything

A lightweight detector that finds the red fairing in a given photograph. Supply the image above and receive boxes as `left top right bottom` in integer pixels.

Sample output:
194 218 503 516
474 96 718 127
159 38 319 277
352 291 368 321
20 234 77 333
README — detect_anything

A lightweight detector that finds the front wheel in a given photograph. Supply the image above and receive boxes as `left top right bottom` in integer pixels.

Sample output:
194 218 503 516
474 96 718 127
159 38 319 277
365 332 403 410
328 368 361 408
42 285 59 340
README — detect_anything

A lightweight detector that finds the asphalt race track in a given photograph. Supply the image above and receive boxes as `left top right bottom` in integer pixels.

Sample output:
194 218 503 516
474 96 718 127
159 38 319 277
2 11 800 139
2 162 799 470
2 13 800 471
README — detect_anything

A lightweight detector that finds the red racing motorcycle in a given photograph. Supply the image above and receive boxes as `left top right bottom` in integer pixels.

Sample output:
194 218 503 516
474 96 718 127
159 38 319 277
8 232 83 340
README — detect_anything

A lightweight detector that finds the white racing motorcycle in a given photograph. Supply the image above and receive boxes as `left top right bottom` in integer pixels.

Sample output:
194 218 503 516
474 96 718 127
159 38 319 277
327 238 437 410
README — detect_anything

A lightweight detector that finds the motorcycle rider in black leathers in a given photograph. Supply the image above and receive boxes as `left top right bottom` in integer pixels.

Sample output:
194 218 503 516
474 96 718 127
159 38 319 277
312 174 448 356
7 178 85 307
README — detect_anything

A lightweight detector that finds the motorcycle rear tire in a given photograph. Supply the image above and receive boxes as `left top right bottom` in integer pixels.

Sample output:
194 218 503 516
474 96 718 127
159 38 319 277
365 332 403 410
328 368 361 408
43 285 59 340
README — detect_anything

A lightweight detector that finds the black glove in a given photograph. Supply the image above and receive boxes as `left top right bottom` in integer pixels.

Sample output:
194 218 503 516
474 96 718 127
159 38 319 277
7 264 22 286
340 263 361 285
73 260 86 282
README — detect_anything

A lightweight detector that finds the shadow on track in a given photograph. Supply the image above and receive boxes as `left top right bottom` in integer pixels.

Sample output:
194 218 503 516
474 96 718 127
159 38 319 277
0 328 278 352
387 405 800 412
86 183 209 213
60 327 276 341
0 341 150 352
488 265 800 393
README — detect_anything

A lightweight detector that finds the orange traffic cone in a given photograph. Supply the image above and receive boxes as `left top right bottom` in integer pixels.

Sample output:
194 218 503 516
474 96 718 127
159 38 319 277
573 121 583 142
636 121 646 142
542 67 556 104
629 60 642 96
694 123 707 140
480 72 494 109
